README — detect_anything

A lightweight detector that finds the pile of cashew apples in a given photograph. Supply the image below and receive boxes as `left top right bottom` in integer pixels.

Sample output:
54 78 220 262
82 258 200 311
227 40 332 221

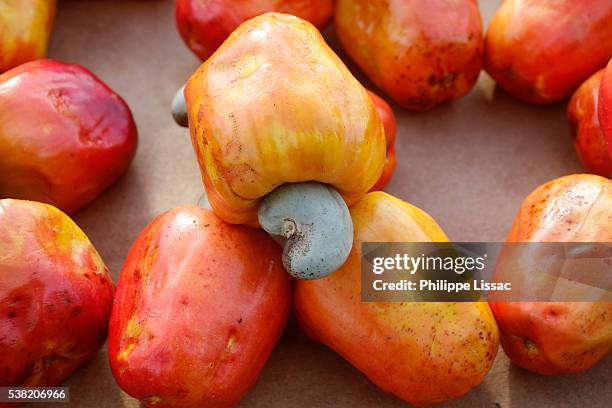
0 1 611 407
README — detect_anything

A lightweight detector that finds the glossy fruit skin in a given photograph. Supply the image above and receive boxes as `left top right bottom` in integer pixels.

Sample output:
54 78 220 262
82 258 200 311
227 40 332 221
485 0 612 104
568 70 612 177
0 199 114 389
599 58 612 157
295 192 500 406
108 206 291 408
368 90 397 191
185 13 385 227
335 0 483 110
176 0 333 61
0 0 56 72
0 59 138 214
490 174 612 375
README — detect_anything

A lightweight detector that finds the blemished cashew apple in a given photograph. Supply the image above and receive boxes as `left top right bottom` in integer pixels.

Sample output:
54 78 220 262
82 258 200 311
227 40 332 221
295 192 500 406
0 59 138 214
0 0 56 72
489 174 612 375
599 58 612 157
334 0 484 110
109 206 291 408
0 199 114 389
568 69 612 177
485 0 612 104
175 0 333 61
183 12 386 280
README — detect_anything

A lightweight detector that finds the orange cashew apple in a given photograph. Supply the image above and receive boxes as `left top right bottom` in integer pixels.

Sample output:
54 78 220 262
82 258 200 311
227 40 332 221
335 0 484 110
485 0 612 104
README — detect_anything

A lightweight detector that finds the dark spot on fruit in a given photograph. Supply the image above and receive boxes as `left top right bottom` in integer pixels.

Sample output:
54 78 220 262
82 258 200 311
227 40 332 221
524 339 537 351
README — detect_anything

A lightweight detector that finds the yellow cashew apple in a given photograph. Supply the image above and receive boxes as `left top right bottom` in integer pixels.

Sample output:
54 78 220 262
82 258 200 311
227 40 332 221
184 12 386 227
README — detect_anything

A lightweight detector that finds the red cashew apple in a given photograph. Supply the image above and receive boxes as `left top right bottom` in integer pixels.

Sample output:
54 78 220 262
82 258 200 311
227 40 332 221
485 0 612 104
176 0 333 61
109 206 291 408
599 58 612 157
0 59 138 214
0 0 56 72
0 199 114 390
490 174 612 375
335 0 484 110
567 69 612 177
368 90 397 192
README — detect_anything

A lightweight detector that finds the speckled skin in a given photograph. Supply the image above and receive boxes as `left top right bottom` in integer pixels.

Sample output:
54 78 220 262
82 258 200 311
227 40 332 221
485 0 612 104
599 58 612 157
490 174 612 375
568 70 612 177
185 13 386 227
295 192 499 406
0 0 56 72
108 207 291 408
335 0 483 111
0 199 114 390
0 60 138 214
176 0 333 61
367 90 397 191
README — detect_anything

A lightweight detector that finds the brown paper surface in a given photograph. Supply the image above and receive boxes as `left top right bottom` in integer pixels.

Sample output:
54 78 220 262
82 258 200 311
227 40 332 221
32 0 611 406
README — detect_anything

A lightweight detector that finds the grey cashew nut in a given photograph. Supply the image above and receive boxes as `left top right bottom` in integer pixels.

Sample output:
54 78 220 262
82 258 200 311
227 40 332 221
172 85 188 127
258 182 353 280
